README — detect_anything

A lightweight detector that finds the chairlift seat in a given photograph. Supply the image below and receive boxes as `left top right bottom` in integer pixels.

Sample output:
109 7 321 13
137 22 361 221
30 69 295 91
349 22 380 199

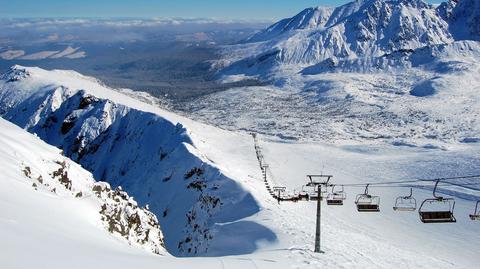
357 204 380 212
470 214 480 221
355 185 380 212
355 194 380 212
419 195 456 224
393 189 416 212
327 199 343 205
420 211 456 223
298 193 309 201
393 206 416 211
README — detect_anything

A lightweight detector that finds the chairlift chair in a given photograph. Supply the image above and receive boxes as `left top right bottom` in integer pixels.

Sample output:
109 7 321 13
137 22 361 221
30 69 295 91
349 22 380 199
298 185 310 201
309 192 320 201
419 180 456 223
307 185 321 201
355 184 380 212
306 175 333 201
393 188 417 212
470 201 480 221
304 184 320 201
319 185 329 199
327 185 347 206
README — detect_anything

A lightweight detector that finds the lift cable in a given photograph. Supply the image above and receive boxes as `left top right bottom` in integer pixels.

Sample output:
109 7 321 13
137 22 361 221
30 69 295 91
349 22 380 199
341 182 480 189
336 175 480 187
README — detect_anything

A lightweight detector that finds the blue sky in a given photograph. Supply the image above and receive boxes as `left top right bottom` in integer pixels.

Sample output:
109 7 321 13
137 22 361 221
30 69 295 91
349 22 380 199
0 0 445 21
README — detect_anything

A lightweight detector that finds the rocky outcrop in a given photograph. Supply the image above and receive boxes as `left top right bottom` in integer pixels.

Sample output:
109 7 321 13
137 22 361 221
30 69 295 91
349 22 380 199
20 160 165 254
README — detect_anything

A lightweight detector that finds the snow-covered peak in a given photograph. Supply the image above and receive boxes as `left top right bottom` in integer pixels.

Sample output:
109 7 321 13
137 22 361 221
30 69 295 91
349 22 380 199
246 6 333 42
246 0 438 44
0 65 33 82
220 0 456 77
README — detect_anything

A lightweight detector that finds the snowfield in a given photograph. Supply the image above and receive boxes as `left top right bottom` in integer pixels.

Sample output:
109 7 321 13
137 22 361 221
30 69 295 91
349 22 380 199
1 65 479 268
1 0 480 267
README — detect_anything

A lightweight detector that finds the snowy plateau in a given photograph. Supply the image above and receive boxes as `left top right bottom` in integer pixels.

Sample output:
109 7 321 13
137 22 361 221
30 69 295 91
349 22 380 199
0 0 480 268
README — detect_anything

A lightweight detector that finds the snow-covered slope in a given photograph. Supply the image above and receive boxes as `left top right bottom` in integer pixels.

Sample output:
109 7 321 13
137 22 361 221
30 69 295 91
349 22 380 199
0 117 264 268
1 65 479 268
0 117 166 262
0 65 273 257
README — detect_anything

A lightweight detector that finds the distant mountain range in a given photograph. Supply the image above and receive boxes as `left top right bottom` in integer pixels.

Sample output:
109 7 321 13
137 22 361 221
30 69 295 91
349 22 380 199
218 0 480 77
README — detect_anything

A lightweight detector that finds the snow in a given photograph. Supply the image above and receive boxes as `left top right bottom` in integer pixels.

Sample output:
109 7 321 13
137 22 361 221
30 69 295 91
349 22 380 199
1 65 479 268
0 66 274 257
1 0 480 266
0 118 169 266
199 0 480 146
219 0 454 78
179 51 480 146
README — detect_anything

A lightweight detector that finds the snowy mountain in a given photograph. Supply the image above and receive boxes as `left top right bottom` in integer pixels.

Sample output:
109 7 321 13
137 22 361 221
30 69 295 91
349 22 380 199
174 0 480 145
218 0 480 77
0 65 273 257
0 117 165 260
1 65 479 268
245 7 334 43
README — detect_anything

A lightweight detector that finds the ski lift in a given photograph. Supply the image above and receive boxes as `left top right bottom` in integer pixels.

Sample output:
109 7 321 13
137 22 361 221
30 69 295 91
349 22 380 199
355 184 380 212
418 179 456 223
273 186 286 204
309 191 320 201
320 187 329 199
304 184 319 200
298 185 309 201
306 175 332 201
470 201 480 221
393 188 417 212
327 185 347 205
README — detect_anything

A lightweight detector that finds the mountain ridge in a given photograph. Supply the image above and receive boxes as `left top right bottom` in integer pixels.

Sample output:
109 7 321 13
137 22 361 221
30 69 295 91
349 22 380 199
219 0 478 78
0 65 275 257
